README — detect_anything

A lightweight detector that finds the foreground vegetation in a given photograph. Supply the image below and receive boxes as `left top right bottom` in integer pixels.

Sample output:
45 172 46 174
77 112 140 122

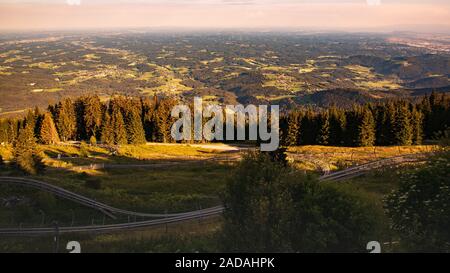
0 143 447 252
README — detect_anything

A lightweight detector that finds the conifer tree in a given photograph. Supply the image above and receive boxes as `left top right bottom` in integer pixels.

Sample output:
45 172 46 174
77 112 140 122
83 96 103 140
154 99 177 143
0 119 8 144
141 97 156 141
14 123 44 175
283 112 301 146
126 110 146 145
100 111 115 146
112 106 127 145
299 109 317 145
6 119 19 144
39 112 60 145
317 112 330 145
329 107 346 146
393 102 413 146
411 107 424 145
357 107 375 147
55 98 77 141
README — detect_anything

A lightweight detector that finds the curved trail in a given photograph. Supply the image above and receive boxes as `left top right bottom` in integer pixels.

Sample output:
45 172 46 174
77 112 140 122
0 177 223 219
0 153 428 235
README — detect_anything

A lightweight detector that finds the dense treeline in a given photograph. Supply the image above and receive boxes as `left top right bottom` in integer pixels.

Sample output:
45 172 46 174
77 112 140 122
0 95 178 146
0 93 449 148
280 92 450 147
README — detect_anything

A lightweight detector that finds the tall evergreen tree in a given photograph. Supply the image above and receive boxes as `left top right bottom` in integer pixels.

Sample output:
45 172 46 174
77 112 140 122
13 123 44 175
83 96 103 140
39 112 60 145
282 112 301 146
100 111 115 146
55 98 77 141
329 107 346 146
154 98 177 143
111 106 128 145
393 102 413 146
0 119 9 144
126 110 146 145
411 107 424 145
141 97 156 142
299 109 317 145
6 119 19 144
317 112 330 145
357 107 376 147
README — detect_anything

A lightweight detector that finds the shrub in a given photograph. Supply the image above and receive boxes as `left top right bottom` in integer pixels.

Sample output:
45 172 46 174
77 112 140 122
385 149 450 252
221 151 380 253
90 135 97 146
79 142 90 158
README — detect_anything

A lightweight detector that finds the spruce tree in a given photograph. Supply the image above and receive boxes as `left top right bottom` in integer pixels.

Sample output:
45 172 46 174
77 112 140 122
329 107 346 146
83 96 103 140
112 106 127 145
14 124 44 175
283 112 301 146
55 98 77 141
317 112 330 145
100 111 115 146
126 110 146 145
39 112 60 145
299 109 317 145
141 97 156 142
411 107 424 145
6 119 19 144
357 107 376 147
0 119 8 144
393 102 413 146
154 99 177 143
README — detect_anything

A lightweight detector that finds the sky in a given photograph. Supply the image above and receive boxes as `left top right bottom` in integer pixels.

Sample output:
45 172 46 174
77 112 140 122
0 0 449 32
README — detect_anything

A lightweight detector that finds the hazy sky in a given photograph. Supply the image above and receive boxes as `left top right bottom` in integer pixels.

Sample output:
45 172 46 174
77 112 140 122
0 0 449 32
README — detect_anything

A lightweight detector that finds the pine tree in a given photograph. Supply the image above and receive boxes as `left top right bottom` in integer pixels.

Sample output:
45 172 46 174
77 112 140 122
111 106 127 145
317 112 330 145
141 97 156 142
24 109 38 137
329 107 346 146
393 102 413 146
382 102 397 146
55 98 77 141
83 96 103 140
357 107 376 147
39 112 60 145
126 110 146 145
0 119 9 144
154 98 177 143
299 109 317 145
6 119 19 144
14 124 44 175
282 112 301 146
411 107 424 145
100 111 115 146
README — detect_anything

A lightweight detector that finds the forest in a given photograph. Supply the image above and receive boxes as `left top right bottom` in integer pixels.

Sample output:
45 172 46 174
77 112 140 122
0 93 449 151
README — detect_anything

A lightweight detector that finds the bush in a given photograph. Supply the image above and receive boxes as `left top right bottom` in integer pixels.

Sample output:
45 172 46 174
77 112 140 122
79 142 90 158
385 149 450 252
90 135 97 146
221 151 380 253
